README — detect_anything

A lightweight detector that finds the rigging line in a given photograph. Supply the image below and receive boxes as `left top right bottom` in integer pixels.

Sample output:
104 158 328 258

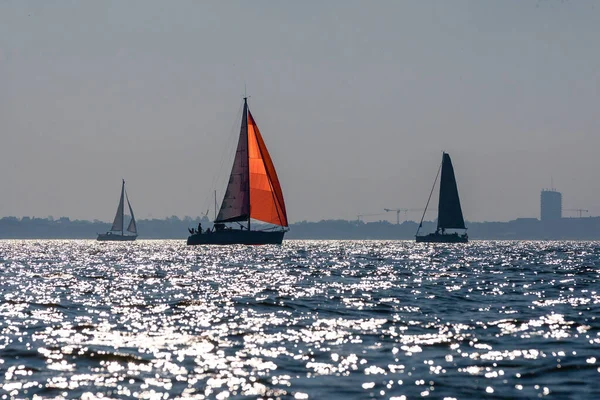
416 158 443 236
213 101 245 206
200 100 245 219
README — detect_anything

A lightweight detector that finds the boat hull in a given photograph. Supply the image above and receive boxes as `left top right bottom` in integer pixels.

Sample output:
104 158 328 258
187 230 285 245
416 232 468 243
97 233 138 242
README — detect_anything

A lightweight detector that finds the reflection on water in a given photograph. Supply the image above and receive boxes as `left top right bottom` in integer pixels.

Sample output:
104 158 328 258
0 240 599 399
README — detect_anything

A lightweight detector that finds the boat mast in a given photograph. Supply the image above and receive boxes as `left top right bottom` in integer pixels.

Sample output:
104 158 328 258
243 97 252 232
121 179 125 236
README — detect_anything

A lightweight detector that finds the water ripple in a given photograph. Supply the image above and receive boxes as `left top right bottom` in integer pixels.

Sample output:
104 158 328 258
0 240 599 399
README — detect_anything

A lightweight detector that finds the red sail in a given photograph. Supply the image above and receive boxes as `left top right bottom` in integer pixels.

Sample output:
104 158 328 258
247 111 288 227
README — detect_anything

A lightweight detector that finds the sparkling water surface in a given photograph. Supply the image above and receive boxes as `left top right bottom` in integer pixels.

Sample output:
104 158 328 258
0 240 599 399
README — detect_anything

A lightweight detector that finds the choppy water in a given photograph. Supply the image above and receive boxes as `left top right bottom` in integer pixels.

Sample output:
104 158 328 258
0 240 599 399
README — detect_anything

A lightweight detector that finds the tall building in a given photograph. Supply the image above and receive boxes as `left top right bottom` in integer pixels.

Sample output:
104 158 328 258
541 189 562 221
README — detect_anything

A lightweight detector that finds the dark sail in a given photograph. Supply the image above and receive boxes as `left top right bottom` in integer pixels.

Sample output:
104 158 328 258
437 153 466 230
215 100 250 223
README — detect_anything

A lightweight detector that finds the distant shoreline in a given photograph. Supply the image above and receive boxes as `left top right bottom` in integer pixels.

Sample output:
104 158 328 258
1 216 599 240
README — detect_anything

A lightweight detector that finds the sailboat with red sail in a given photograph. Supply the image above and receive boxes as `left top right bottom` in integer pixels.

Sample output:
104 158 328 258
187 97 288 245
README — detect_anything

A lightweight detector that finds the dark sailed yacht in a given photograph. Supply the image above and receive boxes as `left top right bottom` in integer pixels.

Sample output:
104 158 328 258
97 179 138 241
187 97 288 245
416 152 468 243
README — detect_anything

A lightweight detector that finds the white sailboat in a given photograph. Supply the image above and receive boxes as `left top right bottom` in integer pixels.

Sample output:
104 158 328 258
97 179 138 241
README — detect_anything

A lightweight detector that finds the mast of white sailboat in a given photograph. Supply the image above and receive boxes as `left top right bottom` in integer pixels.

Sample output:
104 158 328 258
121 179 125 236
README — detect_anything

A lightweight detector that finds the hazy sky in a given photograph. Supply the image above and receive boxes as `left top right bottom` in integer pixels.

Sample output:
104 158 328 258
1 1 599 223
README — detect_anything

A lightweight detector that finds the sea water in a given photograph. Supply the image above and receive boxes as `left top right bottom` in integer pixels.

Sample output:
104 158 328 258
0 240 599 399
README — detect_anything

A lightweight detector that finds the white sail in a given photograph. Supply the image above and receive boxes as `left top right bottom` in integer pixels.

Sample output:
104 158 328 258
111 181 125 232
125 190 137 234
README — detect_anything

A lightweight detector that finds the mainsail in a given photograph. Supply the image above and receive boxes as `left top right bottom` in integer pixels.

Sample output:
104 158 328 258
437 152 466 230
111 180 125 232
215 101 250 223
215 98 287 228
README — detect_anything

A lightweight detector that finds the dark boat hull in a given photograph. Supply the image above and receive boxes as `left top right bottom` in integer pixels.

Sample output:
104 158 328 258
416 232 468 243
97 233 137 242
187 230 285 245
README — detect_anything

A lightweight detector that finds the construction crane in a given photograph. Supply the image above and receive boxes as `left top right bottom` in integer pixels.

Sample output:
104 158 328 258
384 208 426 224
564 209 589 218
356 212 386 223
384 209 408 225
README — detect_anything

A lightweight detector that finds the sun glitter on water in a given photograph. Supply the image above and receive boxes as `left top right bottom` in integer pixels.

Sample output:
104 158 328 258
0 239 599 399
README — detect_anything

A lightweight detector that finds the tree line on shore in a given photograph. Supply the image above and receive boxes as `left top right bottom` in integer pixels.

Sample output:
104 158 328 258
1 215 599 240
